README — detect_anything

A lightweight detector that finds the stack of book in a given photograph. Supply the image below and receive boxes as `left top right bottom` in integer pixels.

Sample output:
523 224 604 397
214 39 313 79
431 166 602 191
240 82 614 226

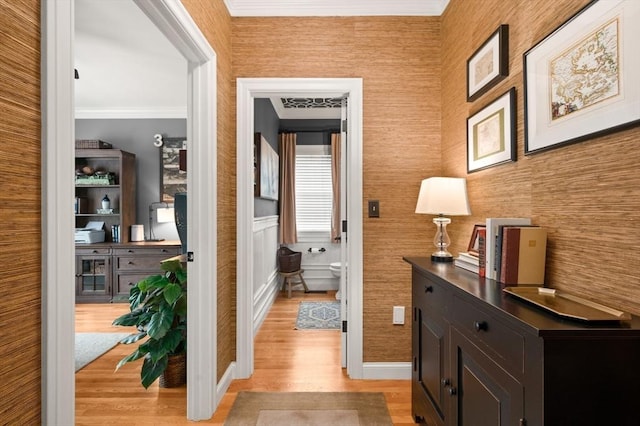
485 218 547 285
454 251 480 274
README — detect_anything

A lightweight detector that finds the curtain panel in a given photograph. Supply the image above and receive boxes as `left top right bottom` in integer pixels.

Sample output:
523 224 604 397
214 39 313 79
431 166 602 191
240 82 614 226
279 133 297 244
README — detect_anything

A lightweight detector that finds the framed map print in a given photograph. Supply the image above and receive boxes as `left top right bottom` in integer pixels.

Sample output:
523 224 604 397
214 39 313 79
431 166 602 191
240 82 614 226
467 25 509 102
524 0 640 154
467 88 516 173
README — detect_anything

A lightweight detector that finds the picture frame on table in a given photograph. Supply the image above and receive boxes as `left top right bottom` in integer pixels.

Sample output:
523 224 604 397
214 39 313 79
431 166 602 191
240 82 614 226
467 25 509 102
467 224 486 257
467 87 516 173
523 0 640 155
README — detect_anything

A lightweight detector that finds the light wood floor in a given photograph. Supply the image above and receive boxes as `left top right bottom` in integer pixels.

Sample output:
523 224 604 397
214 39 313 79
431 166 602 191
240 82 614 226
75 290 413 425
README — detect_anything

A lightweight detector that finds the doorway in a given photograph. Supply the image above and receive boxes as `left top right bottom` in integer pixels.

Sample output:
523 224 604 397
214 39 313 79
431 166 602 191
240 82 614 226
43 0 217 423
235 78 364 379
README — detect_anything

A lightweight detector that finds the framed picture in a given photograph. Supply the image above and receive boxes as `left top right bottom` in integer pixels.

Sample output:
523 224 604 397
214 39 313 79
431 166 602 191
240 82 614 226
254 133 279 201
467 224 486 256
467 25 509 102
160 137 187 203
467 87 516 173
524 0 640 154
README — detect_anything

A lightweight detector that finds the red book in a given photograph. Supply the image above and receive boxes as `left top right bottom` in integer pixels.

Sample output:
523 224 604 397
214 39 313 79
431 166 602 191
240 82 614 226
477 228 486 278
500 227 547 285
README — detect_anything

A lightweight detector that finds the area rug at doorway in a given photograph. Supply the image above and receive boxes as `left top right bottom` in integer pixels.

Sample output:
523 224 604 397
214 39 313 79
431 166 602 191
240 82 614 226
295 301 340 330
75 332 130 372
224 391 392 426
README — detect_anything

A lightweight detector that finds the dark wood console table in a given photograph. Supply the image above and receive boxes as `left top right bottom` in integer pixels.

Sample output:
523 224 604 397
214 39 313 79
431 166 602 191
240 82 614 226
76 240 181 303
404 256 640 426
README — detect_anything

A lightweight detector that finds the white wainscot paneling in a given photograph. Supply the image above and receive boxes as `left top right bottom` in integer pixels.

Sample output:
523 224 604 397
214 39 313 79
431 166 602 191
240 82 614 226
252 216 280 334
286 242 340 291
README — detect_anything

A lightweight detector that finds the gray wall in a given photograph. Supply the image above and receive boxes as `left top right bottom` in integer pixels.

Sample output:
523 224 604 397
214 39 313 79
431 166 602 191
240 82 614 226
254 99 280 218
75 118 186 240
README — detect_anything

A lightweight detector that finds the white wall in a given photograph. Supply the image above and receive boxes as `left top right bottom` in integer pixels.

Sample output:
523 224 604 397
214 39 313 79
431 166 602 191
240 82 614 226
285 242 339 291
252 216 280 334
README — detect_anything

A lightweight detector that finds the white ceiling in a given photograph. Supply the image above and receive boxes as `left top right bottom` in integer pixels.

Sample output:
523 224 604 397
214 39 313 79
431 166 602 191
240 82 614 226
223 0 450 17
75 0 448 120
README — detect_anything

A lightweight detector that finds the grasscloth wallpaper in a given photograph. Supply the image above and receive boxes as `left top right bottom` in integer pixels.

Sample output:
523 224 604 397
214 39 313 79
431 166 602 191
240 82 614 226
3 0 639 421
441 0 640 316
232 16 443 362
181 0 236 381
0 0 41 423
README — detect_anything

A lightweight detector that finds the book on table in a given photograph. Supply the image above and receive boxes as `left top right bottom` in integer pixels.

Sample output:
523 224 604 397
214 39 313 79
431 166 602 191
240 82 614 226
454 258 479 274
485 218 531 280
500 226 547 285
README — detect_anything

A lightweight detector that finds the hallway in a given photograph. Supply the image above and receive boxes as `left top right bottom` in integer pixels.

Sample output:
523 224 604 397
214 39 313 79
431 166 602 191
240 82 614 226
75 291 412 424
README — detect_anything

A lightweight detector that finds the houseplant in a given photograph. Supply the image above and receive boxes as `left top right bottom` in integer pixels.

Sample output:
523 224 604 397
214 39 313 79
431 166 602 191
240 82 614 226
112 258 187 388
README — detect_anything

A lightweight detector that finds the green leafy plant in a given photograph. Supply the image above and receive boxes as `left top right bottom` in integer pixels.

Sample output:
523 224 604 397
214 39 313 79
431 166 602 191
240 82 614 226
112 258 187 388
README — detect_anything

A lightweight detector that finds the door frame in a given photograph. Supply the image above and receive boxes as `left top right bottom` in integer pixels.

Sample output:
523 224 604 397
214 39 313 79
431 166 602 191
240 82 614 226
236 78 364 379
42 0 218 423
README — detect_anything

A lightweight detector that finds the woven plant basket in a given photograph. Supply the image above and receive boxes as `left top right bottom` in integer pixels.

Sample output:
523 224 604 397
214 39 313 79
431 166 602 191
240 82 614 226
159 352 186 388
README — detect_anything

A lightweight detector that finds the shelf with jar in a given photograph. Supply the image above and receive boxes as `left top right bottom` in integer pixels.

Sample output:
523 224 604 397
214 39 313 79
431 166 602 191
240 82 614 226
75 148 136 243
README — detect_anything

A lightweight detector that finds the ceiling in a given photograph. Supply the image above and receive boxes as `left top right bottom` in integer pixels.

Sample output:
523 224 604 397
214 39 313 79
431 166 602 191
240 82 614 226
223 0 450 17
75 0 449 120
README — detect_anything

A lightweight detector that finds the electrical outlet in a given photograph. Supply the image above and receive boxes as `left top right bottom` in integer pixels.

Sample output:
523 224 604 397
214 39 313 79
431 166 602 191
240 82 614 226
368 200 380 218
393 306 405 325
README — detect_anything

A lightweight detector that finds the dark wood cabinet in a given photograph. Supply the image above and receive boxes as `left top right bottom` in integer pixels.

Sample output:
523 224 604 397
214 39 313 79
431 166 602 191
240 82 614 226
75 149 135 242
75 241 181 303
405 257 640 426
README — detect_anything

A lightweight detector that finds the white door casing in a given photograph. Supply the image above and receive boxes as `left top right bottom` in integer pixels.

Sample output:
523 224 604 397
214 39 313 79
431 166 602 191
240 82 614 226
42 0 218 422
236 78 364 379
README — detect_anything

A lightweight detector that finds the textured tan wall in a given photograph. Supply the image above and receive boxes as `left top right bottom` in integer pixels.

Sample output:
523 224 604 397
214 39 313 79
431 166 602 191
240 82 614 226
180 0 236 380
0 0 42 422
442 0 640 315
233 16 442 362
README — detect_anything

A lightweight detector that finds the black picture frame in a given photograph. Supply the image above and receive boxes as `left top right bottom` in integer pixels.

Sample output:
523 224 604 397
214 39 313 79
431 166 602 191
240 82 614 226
467 25 509 102
523 0 640 154
467 87 517 173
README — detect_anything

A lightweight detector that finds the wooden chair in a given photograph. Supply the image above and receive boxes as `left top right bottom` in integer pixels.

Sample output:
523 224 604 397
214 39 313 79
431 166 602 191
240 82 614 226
278 269 309 298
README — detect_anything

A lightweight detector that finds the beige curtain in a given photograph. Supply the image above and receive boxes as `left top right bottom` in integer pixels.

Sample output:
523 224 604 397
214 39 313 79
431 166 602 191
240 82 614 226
331 133 341 243
279 133 297 244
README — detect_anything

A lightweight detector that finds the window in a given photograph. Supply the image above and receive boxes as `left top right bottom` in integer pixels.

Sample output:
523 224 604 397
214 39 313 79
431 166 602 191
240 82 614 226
295 145 333 242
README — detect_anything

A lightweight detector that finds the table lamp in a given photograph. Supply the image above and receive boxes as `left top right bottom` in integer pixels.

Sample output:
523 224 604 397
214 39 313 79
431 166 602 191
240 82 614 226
415 177 471 262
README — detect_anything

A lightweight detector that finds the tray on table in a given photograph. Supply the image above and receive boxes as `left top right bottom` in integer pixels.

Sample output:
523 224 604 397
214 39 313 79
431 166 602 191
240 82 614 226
503 286 631 322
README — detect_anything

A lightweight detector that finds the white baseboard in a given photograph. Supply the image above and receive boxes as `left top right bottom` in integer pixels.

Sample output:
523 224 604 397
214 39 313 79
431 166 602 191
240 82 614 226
253 272 280 335
362 362 412 380
216 362 236 407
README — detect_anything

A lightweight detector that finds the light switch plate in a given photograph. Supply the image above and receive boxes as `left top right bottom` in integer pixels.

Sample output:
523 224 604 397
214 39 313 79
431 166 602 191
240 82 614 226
393 306 405 325
368 200 380 217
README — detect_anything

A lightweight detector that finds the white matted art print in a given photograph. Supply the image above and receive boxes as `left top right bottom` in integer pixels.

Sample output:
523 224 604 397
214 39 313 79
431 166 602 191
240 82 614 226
467 87 516 173
524 0 640 154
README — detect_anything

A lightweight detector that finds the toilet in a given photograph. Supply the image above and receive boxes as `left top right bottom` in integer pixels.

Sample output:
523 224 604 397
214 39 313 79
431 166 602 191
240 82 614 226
329 262 346 300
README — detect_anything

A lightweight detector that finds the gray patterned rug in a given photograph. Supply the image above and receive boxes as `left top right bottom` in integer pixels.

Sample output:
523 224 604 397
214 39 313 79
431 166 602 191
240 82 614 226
295 301 341 330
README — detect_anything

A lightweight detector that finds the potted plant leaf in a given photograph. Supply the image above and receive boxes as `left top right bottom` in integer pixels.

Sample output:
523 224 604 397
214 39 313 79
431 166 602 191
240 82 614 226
112 258 187 388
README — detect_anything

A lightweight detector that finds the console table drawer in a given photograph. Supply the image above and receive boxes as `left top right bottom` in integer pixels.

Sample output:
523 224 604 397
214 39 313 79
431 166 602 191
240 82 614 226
413 269 450 313
76 247 111 255
116 256 167 271
116 273 149 295
453 295 525 375
113 247 181 256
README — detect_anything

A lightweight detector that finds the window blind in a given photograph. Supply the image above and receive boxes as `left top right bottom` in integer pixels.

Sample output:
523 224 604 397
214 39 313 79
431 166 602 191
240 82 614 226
295 154 333 239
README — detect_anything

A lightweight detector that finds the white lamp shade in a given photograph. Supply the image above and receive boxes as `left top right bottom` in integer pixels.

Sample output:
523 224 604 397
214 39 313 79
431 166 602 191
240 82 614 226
156 207 175 223
415 177 471 216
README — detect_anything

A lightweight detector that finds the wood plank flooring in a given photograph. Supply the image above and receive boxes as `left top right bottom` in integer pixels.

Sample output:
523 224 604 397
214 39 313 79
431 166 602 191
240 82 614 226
75 291 413 425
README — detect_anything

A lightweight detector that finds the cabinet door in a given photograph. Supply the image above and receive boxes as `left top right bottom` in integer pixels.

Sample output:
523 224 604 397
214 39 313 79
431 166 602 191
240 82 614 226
413 306 449 426
450 328 524 426
76 255 111 302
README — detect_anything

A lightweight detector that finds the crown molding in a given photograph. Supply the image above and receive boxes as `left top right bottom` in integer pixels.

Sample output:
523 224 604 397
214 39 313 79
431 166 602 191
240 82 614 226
223 0 449 17
74 107 187 119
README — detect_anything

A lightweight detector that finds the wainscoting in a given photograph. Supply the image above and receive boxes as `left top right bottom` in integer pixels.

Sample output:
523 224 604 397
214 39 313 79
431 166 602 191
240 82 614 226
253 216 280 334
285 242 339 291
252 216 341 333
